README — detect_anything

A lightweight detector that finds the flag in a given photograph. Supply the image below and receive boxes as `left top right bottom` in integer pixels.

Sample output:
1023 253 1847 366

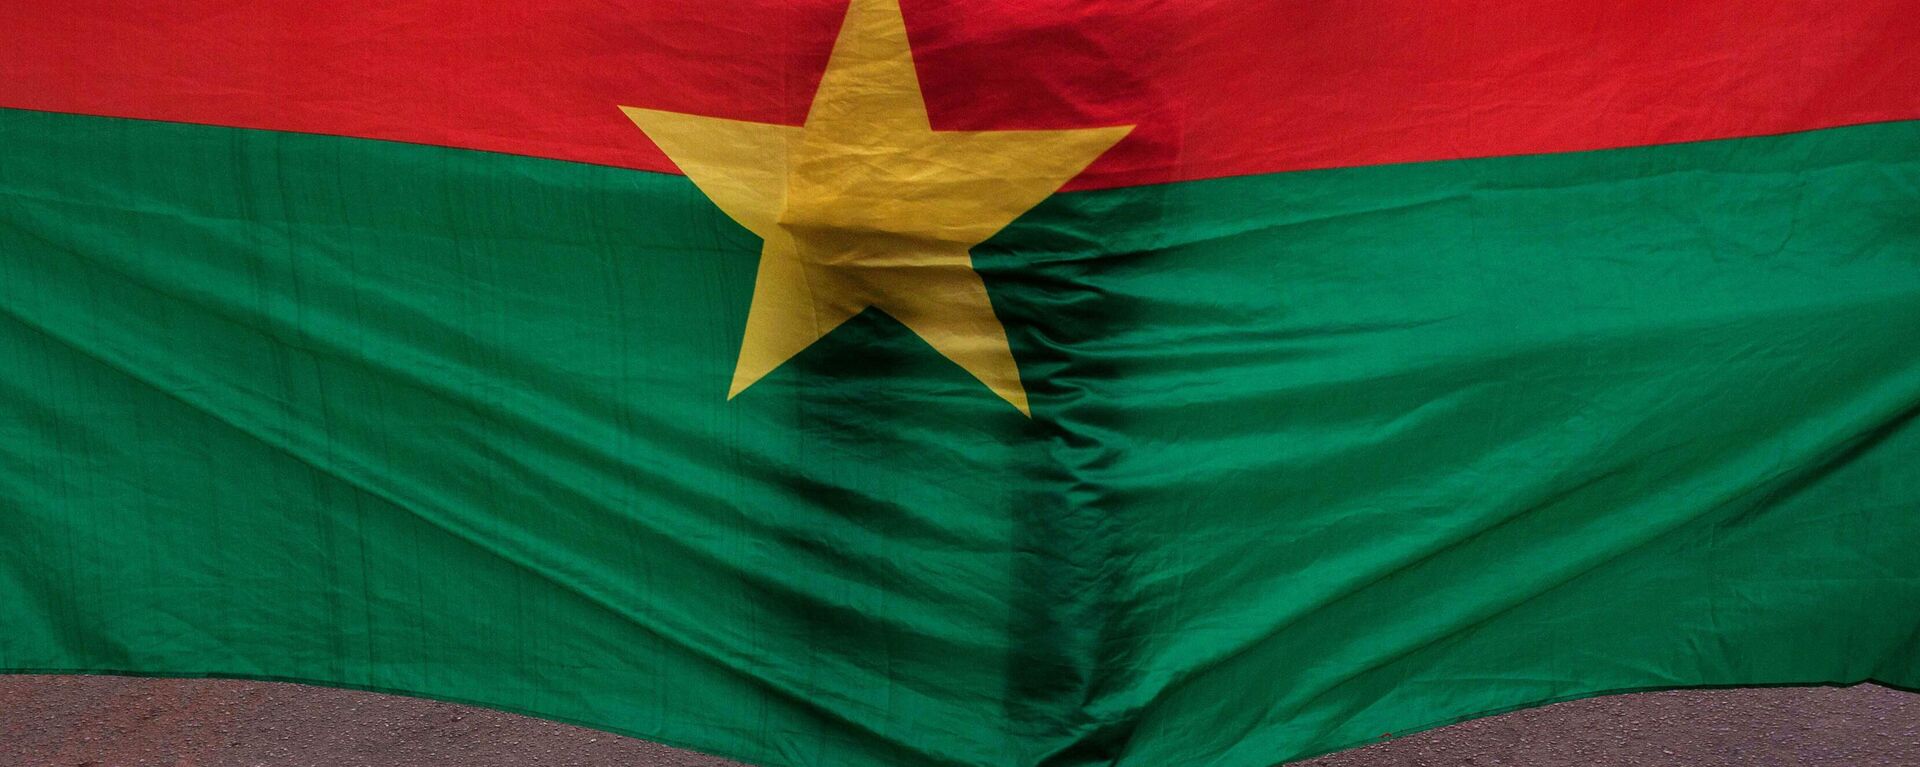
2 2 1916 766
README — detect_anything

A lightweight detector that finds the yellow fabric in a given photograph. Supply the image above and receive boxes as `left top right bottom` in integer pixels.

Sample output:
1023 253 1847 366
621 0 1129 413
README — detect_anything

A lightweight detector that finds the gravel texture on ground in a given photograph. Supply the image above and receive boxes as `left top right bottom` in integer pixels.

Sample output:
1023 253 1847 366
0 675 1913 766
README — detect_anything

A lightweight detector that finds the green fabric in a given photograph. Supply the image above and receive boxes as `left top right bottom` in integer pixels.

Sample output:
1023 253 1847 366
1 107 1916 767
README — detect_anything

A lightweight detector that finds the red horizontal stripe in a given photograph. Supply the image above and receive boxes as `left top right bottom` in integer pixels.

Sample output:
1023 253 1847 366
4 1 1915 189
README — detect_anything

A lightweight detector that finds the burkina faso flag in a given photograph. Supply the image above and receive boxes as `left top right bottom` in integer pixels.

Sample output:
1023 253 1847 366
2 1 1917 765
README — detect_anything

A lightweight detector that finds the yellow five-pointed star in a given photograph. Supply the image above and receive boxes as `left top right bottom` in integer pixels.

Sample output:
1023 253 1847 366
620 0 1130 415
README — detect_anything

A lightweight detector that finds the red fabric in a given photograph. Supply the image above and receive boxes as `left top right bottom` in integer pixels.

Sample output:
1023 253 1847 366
5 1 1915 189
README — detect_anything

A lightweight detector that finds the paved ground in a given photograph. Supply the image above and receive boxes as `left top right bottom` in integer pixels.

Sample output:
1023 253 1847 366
0 675 1913 766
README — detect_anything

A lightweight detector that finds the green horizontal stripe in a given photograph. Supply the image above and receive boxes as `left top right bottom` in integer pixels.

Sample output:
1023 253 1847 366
1 108 1916 767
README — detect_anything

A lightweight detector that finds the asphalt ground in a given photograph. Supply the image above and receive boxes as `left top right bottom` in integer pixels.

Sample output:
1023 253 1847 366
0 675 1913 766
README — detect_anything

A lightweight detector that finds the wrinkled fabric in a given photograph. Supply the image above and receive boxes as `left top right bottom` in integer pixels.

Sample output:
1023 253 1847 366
2 107 1916 767
4 1 1918 189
